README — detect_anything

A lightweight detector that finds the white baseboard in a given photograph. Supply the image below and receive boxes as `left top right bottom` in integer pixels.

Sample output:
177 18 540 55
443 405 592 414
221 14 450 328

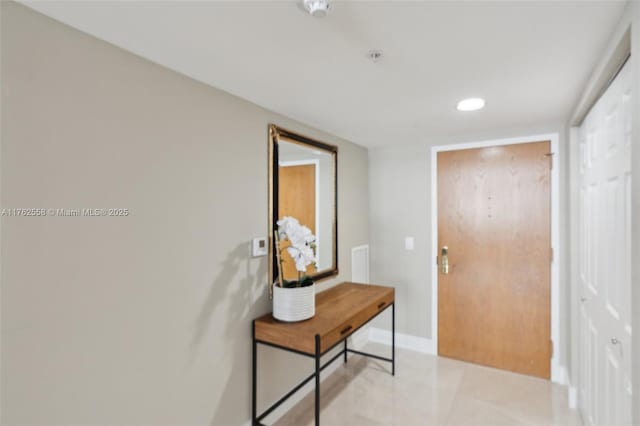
564 367 578 410
568 383 577 409
530 361 577 410
369 327 436 355
551 361 566 385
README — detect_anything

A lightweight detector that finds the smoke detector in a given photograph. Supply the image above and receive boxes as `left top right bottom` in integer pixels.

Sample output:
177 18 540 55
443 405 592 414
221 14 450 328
304 0 330 18
367 49 383 63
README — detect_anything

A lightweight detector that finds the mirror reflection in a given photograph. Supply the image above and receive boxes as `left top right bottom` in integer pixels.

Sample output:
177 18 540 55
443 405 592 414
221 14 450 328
269 125 338 286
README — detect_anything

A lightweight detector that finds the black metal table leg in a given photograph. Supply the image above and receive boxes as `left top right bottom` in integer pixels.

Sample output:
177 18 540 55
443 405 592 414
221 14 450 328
252 320 257 425
392 302 395 376
253 300 394 425
315 334 321 426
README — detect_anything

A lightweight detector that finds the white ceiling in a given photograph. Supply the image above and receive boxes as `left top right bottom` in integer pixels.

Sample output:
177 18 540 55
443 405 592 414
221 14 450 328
21 0 628 147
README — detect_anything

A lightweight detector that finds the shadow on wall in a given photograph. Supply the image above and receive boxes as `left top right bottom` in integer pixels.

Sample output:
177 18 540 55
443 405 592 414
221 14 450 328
188 242 268 425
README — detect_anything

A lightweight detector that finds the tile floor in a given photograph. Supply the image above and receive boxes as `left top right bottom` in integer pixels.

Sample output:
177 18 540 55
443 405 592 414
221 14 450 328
273 344 582 426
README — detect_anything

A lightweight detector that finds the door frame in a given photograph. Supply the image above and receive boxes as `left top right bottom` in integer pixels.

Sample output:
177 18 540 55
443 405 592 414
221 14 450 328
430 133 562 383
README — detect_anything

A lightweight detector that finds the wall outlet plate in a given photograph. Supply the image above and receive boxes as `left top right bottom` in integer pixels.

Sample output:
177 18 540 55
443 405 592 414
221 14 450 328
252 237 268 257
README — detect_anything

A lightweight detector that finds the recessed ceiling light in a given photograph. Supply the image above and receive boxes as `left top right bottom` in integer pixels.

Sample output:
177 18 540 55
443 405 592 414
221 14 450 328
457 98 486 112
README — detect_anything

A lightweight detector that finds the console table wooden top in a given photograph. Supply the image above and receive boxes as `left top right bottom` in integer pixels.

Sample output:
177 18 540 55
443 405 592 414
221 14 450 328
254 282 394 355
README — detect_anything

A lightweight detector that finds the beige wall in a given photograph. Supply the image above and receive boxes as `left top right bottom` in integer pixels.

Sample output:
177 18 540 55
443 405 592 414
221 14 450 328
0 2 369 425
368 144 431 338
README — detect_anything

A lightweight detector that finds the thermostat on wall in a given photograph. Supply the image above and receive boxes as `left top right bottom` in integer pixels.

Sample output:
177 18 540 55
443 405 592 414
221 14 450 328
252 237 268 257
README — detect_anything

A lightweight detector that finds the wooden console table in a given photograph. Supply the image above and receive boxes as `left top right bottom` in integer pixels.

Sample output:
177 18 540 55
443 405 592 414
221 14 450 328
252 282 395 426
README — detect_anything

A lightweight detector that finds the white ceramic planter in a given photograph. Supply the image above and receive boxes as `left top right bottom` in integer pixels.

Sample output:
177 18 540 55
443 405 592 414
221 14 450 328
273 284 315 322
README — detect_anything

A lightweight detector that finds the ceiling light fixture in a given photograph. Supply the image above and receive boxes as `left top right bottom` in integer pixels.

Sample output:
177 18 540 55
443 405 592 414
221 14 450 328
457 98 486 112
303 0 330 18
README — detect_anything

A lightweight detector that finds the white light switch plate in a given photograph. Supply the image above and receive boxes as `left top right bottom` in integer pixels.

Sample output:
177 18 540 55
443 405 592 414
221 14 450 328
405 237 414 251
252 237 268 257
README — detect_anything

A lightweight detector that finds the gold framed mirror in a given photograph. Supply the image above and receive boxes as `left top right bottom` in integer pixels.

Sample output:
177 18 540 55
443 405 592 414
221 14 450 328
268 124 338 295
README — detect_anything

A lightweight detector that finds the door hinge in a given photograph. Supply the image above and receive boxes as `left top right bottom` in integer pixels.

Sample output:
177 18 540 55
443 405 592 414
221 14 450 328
544 152 554 169
550 339 554 357
550 247 554 263
436 255 439 265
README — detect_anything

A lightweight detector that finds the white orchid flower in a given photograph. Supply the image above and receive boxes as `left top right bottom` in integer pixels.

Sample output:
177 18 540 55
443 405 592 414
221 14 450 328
276 216 299 239
301 225 316 244
277 216 317 273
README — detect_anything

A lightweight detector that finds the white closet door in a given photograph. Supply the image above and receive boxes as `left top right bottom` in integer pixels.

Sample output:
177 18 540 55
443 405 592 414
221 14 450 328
578 60 632 426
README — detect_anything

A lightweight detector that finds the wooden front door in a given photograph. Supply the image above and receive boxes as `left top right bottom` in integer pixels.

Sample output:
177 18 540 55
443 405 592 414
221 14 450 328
437 141 551 379
279 163 316 280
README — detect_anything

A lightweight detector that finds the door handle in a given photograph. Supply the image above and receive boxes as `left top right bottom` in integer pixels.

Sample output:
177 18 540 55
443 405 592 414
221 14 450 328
441 246 449 275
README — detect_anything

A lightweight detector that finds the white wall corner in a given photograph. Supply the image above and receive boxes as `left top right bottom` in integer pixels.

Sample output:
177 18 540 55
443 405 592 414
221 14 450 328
551 360 566 385
369 327 436 355
563 366 577 409
568 383 578 410
350 244 371 351
553 365 577 410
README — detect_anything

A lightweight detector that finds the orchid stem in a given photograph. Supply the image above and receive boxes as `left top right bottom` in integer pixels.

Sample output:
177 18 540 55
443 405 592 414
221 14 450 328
274 231 284 288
